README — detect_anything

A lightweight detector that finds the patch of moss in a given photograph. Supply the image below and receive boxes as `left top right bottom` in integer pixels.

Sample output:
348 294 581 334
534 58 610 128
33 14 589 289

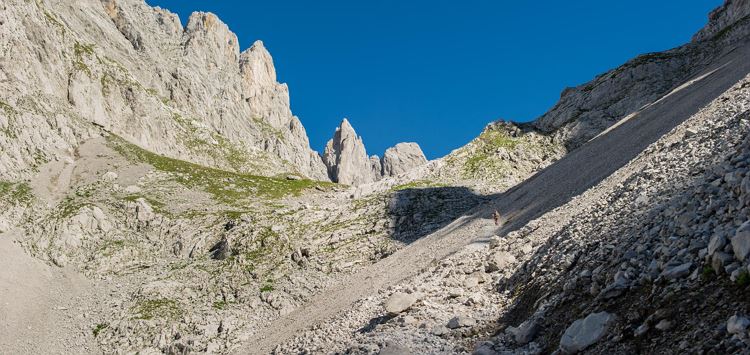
0 181 34 205
260 284 274 293
107 134 335 204
212 300 227 310
132 299 182 320
701 265 716 280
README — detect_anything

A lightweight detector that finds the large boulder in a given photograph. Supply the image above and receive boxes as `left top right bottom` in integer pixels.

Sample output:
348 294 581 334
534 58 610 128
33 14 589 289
560 312 615 353
384 292 418 315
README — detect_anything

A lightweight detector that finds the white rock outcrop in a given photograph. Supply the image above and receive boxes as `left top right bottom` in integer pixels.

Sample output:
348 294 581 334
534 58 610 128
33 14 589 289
0 0 327 180
322 119 378 185
382 143 428 177
322 119 428 185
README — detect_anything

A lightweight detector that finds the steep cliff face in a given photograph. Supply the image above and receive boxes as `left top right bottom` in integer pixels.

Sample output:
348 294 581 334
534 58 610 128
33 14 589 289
0 0 328 180
322 119 429 185
533 0 750 151
693 0 750 42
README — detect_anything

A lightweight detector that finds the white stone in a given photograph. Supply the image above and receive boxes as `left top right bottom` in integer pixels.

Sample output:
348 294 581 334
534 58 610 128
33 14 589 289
384 292 417 315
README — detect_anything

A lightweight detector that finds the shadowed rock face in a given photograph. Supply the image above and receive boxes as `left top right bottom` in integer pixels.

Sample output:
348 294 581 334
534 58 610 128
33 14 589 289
532 0 750 152
322 119 428 185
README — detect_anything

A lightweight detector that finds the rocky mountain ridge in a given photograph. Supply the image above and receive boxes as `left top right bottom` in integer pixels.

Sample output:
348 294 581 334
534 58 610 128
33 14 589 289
1 0 750 354
532 0 750 151
0 0 428 184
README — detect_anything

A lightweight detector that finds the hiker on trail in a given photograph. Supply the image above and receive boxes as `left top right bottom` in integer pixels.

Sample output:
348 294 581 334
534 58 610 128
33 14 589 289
493 209 501 226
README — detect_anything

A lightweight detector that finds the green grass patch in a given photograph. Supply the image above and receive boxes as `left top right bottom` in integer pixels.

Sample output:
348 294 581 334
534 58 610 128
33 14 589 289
260 284 274 293
212 300 228 310
107 134 334 204
391 180 448 191
132 299 182 320
0 181 33 205
458 127 524 177
55 186 96 219
477 129 520 149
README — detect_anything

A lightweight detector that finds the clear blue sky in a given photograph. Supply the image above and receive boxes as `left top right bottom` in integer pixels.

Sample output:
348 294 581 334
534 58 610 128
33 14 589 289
146 0 719 159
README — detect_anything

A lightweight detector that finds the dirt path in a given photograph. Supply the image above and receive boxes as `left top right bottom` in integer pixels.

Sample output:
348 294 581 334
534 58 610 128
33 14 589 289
0 229 101 354
238 42 750 354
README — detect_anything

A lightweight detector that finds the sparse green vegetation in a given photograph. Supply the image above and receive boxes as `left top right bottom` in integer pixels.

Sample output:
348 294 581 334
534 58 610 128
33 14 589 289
0 100 16 116
391 180 448 191
43 9 66 34
100 239 127 257
123 194 168 215
73 42 95 77
212 300 227 310
477 129 521 149
260 284 274 293
55 185 96 219
702 265 716 280
462 129 520 177
0 101 19 138
170 113 256 171
0 181 34 205
92 323 108 337
132 299 182 320
100 73 113 95
107 134 335 204
252 117 285 141
737 270 750 287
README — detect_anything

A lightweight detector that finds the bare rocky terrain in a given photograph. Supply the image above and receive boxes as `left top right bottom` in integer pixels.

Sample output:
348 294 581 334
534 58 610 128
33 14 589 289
2 0 750 355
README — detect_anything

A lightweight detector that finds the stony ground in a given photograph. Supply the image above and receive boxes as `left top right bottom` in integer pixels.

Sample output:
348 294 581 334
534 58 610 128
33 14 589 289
1 131 488 354
267 71 750 355
2 1 750 354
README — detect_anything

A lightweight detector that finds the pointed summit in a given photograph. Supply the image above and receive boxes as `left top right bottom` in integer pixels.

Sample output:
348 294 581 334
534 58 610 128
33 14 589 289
322 118 378 185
